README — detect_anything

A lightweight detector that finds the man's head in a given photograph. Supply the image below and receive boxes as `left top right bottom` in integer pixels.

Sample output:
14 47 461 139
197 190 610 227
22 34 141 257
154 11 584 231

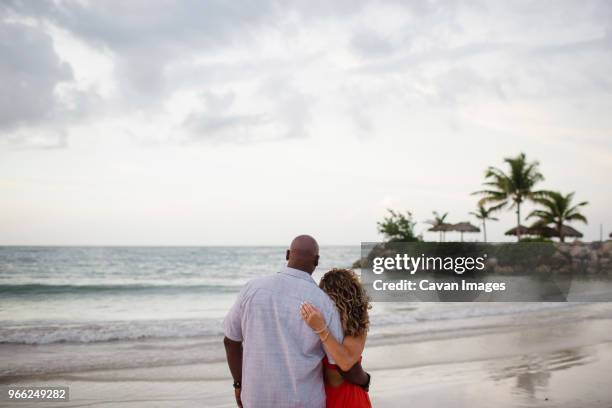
286 235 319 274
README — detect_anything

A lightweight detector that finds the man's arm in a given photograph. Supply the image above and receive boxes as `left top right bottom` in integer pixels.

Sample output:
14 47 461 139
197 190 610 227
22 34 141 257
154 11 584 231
223 284 248 407
338 361 371 391
224 336 243 382
223 336 243 407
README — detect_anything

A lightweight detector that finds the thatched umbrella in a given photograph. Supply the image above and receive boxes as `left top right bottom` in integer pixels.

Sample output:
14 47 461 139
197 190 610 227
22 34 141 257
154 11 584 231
428 223 453 242
528 223 583 240
527 224 557 238
505 225 533 237
558 225 583 239
452 222 480 242
506 224 583 240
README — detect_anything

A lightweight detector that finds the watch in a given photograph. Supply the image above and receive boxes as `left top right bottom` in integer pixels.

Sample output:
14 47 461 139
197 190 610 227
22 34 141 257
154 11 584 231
233 380 241 389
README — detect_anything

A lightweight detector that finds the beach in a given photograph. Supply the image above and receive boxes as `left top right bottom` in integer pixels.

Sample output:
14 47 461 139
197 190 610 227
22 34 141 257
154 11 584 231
3 0 612 405
2 247 612 407
2 302 612 407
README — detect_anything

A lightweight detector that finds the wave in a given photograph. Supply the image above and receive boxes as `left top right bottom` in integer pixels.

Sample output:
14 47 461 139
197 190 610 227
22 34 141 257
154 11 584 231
370 301 578 326
0 282 241 296
0 318 224 345
0 303 585 346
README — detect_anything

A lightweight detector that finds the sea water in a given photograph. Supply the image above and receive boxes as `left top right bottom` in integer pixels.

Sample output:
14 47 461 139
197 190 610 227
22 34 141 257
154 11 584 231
1 246 601 378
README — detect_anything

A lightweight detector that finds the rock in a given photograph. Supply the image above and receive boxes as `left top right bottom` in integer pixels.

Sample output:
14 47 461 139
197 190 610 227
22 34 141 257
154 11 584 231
550 252 567 268
600 258 612 275
572 258 585 267
496 266 514 274
557 266 572 274
557 244 572 254
536 265 551 274
570 246 589 259
486 257 498 269
601 241 612 255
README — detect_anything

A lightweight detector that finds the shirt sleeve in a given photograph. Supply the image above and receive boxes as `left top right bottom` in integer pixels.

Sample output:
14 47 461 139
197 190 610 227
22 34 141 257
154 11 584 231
223 284 248 342
324 305 345 364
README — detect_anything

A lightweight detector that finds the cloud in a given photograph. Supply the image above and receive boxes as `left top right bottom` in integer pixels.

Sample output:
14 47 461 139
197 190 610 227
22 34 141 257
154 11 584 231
182 79 313 143
0 20 71 130
257 77 313 139
183 92 269 142
1 0 611 149
184 112 268 142
0 5 106 148
1 0 330 145
350 30 395 58
15 1 278 100
1 0 611 244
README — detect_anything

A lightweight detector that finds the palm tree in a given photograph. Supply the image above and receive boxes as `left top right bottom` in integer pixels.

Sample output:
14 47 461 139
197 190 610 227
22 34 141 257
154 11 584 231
473 152 546 241
469 204 499 242
527 191 588 242
426 211 449 242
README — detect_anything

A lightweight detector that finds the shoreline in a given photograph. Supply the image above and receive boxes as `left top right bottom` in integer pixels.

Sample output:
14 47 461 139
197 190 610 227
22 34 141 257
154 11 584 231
1 302 605 381
2 304 612 407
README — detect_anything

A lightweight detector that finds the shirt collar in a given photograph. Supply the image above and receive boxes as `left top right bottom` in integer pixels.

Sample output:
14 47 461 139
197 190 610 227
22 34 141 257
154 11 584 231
278 266 317 284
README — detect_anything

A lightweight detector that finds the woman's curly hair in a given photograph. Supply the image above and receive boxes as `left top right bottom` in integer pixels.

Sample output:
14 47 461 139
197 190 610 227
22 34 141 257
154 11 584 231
319 268 371 337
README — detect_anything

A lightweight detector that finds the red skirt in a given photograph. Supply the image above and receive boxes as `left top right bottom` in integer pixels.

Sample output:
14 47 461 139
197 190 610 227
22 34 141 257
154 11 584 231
323 356 372 408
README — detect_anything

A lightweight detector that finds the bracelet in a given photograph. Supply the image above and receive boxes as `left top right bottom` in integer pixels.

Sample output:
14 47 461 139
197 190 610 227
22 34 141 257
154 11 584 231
320 329 330 342
314 325 327 334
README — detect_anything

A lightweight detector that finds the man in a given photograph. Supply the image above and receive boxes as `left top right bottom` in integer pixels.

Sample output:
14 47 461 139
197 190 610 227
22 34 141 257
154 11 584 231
223 235 369 407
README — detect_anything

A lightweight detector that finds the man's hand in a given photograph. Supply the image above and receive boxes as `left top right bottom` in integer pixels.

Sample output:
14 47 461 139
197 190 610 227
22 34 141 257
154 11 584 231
338 361 371 392
234 387 243 407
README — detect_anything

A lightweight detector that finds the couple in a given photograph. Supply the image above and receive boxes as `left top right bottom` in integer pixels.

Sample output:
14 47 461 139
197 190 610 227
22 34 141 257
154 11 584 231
223 235 372 408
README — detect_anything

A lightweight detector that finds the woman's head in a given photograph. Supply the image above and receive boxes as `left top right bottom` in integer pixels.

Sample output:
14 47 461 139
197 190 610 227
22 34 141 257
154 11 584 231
319 268 371 337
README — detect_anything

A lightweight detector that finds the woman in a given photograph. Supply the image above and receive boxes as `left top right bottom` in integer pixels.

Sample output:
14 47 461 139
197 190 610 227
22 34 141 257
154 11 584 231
300 268 372 408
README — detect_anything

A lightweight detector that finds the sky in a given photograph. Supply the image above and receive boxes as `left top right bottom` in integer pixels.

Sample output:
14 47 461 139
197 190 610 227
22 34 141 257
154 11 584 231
0 0 611 245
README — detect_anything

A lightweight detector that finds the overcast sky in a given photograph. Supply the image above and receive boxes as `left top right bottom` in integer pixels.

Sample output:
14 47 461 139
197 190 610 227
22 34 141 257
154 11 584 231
1 0 611 245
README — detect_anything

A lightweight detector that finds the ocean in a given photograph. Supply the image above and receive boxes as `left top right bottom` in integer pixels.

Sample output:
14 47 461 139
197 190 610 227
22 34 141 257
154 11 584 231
0 246 596 380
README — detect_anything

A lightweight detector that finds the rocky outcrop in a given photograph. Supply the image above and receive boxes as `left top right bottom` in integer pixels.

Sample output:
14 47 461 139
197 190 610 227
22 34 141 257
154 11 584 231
486 241 611 275
353 241 612 276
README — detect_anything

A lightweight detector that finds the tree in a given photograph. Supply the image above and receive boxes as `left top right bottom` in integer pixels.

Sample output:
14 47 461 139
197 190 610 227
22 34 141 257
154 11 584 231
527 191 588 242
469 204 499 242
473 152 546 241
377 209 420 242
426 211 449 242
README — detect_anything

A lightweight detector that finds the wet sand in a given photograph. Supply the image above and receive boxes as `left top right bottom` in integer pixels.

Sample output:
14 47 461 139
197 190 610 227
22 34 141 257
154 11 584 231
2 305 612 407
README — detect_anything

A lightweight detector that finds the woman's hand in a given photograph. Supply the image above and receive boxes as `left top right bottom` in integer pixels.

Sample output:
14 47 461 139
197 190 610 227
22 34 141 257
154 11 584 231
300 302 326 333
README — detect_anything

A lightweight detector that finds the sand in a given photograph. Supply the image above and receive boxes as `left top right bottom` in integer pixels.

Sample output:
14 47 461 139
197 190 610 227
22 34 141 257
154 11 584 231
2 305 612 407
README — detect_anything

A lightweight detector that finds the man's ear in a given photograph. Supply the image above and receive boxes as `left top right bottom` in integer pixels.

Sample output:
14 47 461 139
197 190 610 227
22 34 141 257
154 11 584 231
286 250 290 261
314 255 319 267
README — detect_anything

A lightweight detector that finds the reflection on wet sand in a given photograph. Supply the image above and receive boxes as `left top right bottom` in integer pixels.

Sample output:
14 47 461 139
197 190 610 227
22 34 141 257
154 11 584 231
488 347 595 401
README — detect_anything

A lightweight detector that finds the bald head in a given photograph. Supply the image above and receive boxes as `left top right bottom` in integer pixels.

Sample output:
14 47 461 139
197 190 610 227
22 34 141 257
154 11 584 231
286 235 319 274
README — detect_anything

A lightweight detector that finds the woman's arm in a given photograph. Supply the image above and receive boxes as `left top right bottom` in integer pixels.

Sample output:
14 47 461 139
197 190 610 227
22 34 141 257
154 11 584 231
300 303 366 372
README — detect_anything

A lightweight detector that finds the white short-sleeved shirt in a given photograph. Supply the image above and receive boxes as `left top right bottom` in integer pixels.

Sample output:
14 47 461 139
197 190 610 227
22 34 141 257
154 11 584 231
224 266 344 408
